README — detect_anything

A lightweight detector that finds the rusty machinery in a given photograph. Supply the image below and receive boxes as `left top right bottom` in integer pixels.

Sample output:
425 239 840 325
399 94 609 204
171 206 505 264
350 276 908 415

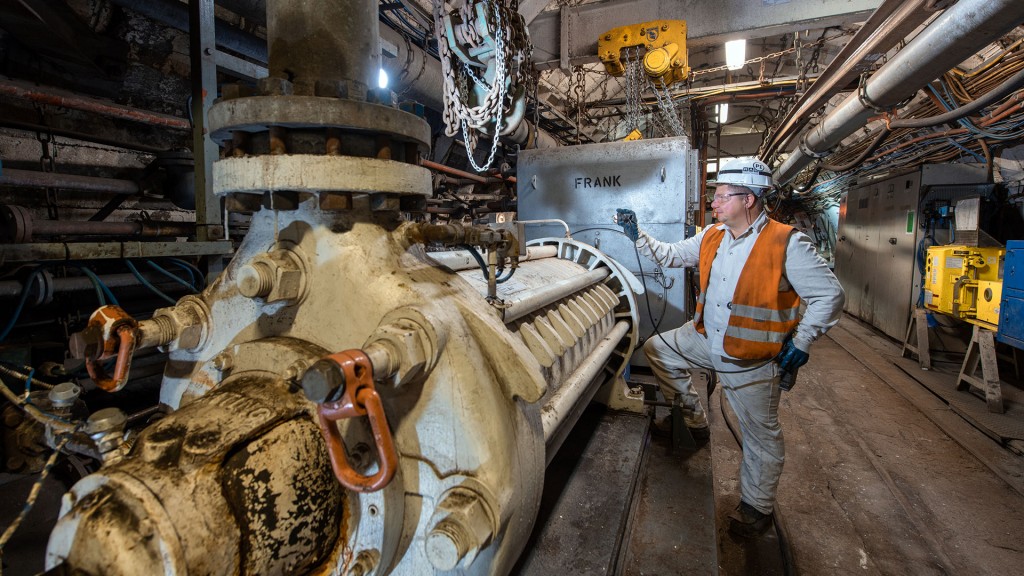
40 0 643 574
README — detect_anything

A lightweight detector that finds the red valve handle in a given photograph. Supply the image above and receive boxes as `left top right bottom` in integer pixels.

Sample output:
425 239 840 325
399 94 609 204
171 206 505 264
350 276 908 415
316 349 398 493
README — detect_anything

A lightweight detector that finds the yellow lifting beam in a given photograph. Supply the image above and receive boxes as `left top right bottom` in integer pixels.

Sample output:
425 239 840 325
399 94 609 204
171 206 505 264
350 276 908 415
598 20 690 87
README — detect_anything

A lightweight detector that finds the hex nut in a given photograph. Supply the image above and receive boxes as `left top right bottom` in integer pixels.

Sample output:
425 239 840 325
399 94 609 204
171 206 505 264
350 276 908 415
425 487 494 570
370 319 429 386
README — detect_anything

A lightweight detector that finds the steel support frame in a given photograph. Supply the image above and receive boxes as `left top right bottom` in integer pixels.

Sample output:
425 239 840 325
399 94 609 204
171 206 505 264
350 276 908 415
188 0 223 244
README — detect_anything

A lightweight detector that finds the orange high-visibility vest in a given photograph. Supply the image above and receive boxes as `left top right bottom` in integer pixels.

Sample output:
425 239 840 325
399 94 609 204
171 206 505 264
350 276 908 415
694 219 800 359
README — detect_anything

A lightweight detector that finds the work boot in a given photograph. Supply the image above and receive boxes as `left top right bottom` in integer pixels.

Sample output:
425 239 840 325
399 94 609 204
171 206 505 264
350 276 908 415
728 501 773 538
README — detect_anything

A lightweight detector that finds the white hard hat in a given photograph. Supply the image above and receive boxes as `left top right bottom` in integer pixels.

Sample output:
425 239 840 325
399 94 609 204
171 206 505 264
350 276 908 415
709 157 774 195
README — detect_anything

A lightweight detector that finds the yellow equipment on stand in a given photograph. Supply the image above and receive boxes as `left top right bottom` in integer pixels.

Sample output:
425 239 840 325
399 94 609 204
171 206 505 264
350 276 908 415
597 20 690 87
924 245 1005 328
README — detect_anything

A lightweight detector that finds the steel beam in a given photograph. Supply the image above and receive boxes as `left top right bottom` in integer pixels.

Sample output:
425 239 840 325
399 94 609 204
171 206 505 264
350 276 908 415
529 0 881 69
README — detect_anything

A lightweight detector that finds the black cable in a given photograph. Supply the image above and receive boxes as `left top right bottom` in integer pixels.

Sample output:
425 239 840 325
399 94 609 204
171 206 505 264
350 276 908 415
459 244 489 281
889 65 1024 130
570 226 782 374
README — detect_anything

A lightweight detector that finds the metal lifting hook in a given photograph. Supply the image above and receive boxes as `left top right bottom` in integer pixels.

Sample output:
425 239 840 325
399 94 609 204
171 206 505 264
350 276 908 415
315 349 399 493
71 305 140 392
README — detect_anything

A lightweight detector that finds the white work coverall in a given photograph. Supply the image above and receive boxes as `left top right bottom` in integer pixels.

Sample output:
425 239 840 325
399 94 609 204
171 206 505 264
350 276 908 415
636 211 845 514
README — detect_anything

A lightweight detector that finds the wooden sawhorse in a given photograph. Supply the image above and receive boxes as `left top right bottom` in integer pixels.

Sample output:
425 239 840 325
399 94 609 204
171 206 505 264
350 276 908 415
957 324 1004 414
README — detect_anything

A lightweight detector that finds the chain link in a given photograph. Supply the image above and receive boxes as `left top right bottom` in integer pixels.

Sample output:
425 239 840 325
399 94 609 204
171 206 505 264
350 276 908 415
690 30 853 77
35 117 59 219
573 65 586 143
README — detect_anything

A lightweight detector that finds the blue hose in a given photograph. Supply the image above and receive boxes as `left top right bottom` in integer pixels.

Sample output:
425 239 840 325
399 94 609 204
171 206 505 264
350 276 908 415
125 260 176 305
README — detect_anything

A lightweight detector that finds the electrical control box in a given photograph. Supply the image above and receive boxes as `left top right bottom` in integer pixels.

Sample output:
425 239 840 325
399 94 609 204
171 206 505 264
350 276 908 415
998 240 1024 349
924 245 1004 324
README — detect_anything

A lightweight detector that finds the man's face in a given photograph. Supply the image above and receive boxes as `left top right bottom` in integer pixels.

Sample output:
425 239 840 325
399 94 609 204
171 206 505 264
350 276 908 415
710 184 753 228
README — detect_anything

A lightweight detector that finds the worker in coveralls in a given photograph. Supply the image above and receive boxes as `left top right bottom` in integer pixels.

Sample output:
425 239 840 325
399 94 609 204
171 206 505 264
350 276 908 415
614 157 845 537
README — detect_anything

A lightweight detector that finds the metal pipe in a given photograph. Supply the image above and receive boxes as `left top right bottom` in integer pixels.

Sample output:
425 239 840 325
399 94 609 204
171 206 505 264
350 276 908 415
542 320 630 460
0 273 193 298
31 220 194 238
502 268 611 323
518 219 571 238
421 159 496 184
763 0 935 158
0 168 139 195
429 245 557 272
267 0 377 91
0 77 190 130
775 0 1024 184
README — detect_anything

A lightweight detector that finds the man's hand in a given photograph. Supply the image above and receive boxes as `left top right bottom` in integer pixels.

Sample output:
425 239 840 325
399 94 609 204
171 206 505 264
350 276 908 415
614 208 639 242
778 339 809 373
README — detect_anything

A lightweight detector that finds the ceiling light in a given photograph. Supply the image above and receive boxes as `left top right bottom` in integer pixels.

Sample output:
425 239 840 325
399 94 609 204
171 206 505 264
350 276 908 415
378 68 389 89
717 103 729 124
725 39 746 71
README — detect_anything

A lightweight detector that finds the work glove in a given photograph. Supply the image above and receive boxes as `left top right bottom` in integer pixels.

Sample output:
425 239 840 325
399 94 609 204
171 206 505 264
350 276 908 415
614 208 639 242
777 338 809 374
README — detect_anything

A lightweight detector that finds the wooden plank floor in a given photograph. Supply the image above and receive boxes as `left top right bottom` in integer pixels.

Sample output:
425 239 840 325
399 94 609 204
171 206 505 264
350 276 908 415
710 315 1024 575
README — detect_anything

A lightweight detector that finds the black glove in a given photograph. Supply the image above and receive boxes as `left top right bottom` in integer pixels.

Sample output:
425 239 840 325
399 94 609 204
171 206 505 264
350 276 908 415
614 208 639 242
777 339 809 373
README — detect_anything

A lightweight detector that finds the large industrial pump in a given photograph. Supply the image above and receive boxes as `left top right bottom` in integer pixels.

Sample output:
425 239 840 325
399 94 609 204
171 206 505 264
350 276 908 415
41 0 642 574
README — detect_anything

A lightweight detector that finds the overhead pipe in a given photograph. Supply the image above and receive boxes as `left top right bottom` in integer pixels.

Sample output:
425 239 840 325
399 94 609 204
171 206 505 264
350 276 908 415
0 77 191 131
763 0 938 159
774 0 1024 185
0 168 140 195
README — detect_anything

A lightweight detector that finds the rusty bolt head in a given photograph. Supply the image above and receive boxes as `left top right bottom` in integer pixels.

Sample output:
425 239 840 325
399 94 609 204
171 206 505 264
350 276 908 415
212 352 233 372
69 329 102 359
257 76 294 96
301 359 346 404
178 324 204 351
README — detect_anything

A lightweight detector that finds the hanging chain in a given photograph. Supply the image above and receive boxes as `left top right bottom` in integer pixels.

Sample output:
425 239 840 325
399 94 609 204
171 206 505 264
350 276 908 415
573 65 586 143
35 111 59 220
646 74 686 137
434 0 532 172
620 47 644 134
690 29 853 77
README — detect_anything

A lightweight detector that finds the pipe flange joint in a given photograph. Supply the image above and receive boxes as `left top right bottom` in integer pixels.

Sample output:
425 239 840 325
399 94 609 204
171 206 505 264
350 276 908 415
798 139 832 160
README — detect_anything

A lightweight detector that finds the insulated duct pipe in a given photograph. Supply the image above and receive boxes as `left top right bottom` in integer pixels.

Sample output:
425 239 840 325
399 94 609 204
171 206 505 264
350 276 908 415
774 0 1024 185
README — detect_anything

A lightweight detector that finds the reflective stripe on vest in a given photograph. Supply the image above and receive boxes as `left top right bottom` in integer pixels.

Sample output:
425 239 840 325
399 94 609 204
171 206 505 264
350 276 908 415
694 219 801 359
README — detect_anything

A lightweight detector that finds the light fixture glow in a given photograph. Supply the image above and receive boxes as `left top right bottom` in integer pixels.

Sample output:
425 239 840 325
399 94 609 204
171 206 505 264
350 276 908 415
725 39 746 71
717 103 729 124
378 68 389 89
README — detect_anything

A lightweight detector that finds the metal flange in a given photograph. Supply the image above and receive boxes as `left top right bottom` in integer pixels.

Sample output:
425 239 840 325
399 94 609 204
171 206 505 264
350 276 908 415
207 96 431 153
212 155 432 198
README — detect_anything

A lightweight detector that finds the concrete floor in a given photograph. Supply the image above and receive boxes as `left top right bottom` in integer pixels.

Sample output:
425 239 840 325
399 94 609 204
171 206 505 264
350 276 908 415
709 315 1024 575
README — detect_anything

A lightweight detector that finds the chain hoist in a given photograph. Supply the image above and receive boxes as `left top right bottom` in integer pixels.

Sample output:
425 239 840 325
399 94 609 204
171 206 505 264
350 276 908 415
434 0 532 172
